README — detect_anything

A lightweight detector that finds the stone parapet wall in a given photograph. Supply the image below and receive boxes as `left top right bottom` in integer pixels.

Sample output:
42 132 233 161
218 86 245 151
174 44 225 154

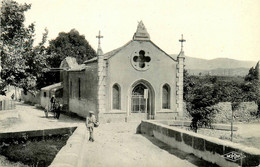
0 127 77 144
140 120 260 167
50 125 86 167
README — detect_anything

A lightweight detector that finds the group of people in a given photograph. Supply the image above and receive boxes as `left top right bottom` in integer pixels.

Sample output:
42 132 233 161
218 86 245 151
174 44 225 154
49 95 62 119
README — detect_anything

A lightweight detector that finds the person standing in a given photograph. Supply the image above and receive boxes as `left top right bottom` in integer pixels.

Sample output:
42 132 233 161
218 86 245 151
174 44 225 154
86 111 96 142
55 102 62 119
50 95 56 111
50 95 56 118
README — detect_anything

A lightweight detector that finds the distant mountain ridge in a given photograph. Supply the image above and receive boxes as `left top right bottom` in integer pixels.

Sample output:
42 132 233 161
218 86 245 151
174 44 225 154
170 55 257 76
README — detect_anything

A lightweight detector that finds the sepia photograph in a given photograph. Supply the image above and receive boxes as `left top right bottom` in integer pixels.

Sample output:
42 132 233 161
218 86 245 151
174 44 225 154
0 0 260 166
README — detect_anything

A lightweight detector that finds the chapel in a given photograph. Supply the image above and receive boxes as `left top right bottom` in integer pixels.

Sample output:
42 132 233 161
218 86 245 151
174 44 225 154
59 21 185 122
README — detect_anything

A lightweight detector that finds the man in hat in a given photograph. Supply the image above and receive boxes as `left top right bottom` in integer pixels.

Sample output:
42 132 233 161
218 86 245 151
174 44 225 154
86 111 96 142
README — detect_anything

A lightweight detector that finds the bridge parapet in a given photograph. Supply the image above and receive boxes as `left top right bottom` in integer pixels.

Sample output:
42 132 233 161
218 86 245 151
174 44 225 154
140 120 260 167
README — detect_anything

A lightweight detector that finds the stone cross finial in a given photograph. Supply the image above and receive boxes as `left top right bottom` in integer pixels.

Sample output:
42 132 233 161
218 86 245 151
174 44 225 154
137 21 145 30
133 21 150 41
96 30 103 48
179 34 186 51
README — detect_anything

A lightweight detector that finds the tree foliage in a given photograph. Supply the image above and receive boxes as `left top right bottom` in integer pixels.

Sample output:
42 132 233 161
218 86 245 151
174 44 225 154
243 62 260 115
245 62 259 82
0 0 48 92
184 74 220 132
184 63 260 132
184 73 248 132
47 29 97 67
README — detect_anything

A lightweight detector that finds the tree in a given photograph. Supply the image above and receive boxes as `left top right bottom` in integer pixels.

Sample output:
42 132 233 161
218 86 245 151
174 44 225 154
0 0 48 92
47 29 97 67
245 62 259 82
243 62 260 116
0 0 31 44
186 82 219 132
1 0 34 91
184 73 219 132
183 70 195 102
184 73 243 132
25 28 49 90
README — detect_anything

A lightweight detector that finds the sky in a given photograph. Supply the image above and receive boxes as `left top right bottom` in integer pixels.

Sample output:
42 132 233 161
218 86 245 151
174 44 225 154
15 0 260 62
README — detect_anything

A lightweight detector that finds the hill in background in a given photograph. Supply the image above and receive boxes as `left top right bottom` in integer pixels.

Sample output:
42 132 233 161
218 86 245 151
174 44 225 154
171 54 257 76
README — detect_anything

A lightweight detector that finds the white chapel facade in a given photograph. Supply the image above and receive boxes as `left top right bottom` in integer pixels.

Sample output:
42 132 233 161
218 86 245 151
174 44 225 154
60 21 185 122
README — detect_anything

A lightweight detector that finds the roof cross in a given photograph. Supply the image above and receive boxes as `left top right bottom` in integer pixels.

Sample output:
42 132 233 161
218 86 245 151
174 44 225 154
96 30 103 48
179 34 186 51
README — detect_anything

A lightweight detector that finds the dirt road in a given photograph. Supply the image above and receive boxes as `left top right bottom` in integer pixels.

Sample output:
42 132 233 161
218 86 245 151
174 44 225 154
0 102 83 133
78 122 215 167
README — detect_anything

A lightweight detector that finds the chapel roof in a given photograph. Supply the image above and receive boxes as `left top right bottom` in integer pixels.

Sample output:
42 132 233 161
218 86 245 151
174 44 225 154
83 21 177 64
83 41 132 64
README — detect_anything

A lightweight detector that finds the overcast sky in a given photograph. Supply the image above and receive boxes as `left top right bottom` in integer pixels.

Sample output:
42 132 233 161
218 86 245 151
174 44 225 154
17 0 260 62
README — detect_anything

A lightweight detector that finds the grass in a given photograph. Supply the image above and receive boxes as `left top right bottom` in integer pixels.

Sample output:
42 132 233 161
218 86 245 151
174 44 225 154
0 135 70 167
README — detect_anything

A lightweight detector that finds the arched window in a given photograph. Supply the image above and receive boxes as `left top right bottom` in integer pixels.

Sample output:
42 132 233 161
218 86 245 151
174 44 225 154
162 84 170 109
112 84 121 110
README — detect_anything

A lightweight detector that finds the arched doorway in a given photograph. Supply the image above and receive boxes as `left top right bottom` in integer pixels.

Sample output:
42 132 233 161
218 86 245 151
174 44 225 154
131 80 155 119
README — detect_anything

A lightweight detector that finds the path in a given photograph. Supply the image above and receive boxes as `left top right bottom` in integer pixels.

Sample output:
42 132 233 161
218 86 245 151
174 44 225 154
78 122 198 167
0 102 84 133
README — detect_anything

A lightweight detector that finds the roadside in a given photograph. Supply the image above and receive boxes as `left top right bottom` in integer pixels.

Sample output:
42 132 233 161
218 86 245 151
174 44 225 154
0 102 84 133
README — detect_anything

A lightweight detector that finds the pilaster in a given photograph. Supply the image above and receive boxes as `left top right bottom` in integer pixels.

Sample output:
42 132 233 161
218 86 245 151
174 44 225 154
176 51 185 117
97 47 106 114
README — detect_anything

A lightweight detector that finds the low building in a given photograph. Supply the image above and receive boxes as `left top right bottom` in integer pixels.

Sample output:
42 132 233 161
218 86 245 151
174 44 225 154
40 83 63 110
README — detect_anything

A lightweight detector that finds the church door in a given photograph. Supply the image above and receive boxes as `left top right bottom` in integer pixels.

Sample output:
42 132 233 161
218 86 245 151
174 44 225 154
131 83 154 119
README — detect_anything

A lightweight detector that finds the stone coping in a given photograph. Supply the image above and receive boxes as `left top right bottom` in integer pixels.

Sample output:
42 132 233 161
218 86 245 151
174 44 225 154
149 120 238 131
0 126 77 143
142 120 260 155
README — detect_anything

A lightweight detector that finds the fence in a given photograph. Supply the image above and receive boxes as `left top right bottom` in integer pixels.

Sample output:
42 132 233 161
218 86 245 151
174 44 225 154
0 99 16 110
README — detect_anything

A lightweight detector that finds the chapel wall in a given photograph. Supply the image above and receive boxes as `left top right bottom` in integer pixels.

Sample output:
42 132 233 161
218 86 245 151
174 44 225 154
68 64 98 118
62 70 69 106
105 41 178 114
